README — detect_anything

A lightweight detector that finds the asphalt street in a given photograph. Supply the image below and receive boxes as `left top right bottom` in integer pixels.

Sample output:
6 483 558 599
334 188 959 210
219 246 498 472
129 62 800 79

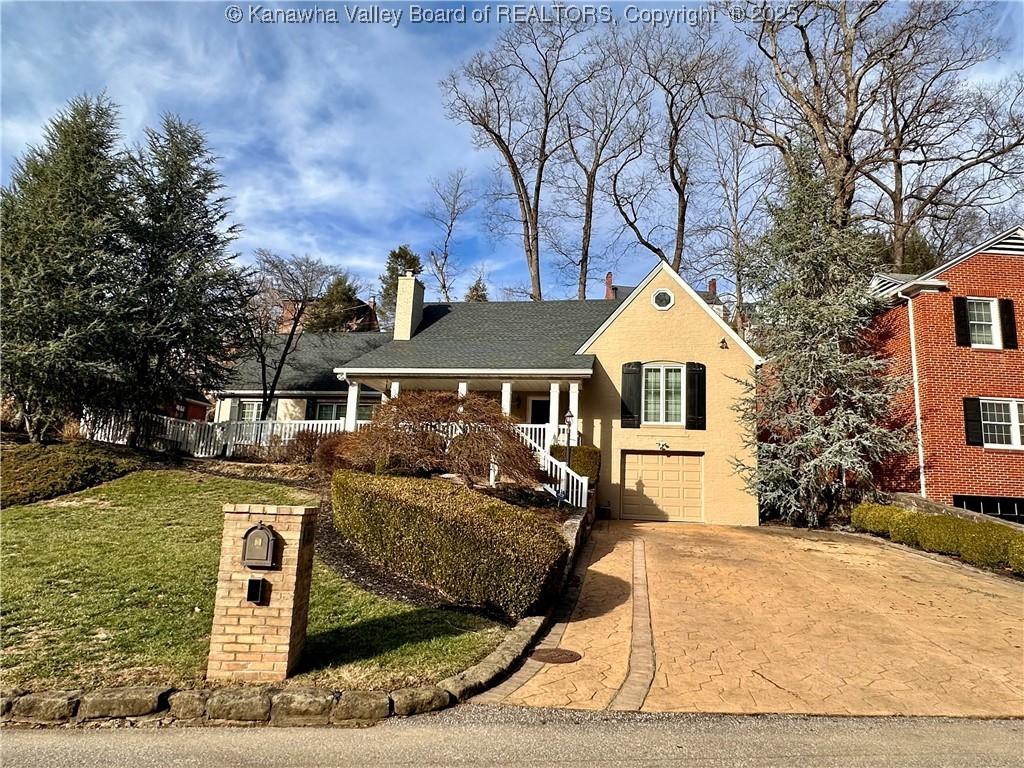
2 705 1022 768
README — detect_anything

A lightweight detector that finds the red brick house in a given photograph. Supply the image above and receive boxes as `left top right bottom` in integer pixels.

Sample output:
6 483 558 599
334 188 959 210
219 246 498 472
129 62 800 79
870 227 1024 521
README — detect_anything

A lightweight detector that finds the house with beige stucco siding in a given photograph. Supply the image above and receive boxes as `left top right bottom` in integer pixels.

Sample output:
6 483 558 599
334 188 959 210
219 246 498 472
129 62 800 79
213 261 762 525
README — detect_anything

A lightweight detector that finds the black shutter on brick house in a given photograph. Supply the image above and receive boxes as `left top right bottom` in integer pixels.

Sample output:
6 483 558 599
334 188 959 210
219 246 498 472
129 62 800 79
305 399 317 420
963 398 984 446
685 362 707 430
953 297 971 346
621 362 642 428
999 299 1018 349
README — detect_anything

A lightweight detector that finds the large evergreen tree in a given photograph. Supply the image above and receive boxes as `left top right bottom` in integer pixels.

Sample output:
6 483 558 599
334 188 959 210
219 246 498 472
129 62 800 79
304 274 365 332
115 115 248 439
734 163 910 526
377 245 422 324
0 95 127 440
464 272 489 302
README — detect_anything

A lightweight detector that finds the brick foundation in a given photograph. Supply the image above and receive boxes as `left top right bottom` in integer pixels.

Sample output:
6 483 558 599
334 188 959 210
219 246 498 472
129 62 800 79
207 504 316 683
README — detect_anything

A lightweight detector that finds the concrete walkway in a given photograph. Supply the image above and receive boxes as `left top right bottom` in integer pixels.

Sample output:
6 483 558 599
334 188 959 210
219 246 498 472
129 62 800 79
478 520 1024 717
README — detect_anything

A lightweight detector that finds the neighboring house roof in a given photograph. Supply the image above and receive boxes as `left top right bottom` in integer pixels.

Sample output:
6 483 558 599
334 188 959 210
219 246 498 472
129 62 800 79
578 261 764 365
224 332 390 393
339 299 624 375
871 225 1024 299
611 283 723 305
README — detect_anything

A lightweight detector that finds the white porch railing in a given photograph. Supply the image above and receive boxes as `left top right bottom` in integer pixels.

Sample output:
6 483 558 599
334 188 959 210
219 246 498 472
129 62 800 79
513 424 590 509
513 423 577 449
224 419 354 455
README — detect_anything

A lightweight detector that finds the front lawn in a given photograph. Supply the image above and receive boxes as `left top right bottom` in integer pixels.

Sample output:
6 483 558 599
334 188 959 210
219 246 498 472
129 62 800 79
0 469 504 691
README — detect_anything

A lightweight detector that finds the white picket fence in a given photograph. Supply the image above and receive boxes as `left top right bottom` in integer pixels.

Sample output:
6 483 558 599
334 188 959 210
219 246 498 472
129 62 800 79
84 412 356 458
86 412 591 508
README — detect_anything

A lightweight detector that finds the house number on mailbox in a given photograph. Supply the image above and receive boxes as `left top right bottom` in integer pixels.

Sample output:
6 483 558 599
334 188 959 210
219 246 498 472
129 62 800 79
241 523 276 569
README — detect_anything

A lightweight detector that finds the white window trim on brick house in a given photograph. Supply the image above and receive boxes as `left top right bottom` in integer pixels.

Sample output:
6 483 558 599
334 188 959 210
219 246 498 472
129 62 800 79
966 297 1002 349
980 397 1024 450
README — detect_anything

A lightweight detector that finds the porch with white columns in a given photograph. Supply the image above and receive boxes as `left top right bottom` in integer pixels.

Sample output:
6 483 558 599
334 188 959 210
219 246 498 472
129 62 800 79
344 381 360 431
567 381 580 446
548 381 561 449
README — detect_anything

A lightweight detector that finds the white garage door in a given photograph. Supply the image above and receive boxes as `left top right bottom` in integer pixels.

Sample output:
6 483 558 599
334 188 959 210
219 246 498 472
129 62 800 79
621 452 703 522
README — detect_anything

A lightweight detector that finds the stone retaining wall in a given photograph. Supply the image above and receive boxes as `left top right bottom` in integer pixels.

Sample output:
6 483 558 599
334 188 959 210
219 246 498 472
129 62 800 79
892 493 1023 530
1 507 592 729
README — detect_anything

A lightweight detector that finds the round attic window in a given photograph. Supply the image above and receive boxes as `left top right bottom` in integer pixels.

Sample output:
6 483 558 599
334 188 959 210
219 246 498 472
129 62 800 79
652 289 675 310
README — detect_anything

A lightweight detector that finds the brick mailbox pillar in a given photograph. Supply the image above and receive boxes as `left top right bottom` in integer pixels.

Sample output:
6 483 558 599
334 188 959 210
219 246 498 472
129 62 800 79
207 504 317 683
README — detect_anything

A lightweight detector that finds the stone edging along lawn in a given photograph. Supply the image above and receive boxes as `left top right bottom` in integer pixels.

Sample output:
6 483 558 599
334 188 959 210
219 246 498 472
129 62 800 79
0 507 593 729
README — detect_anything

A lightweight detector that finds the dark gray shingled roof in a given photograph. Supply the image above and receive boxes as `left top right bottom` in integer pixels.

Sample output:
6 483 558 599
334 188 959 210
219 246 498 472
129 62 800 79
225 332 391 392
342 299 625 372
612 284 722 304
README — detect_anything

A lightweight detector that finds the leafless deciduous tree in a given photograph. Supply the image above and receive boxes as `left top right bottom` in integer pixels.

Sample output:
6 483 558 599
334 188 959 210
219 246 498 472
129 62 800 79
425 168 474 301
441 16 595 300
862 8 1024 269
240 249 340 419
545 28 650 298
726 0 1023 261
725 0 905 226
609 25 722 273
692 109 775 333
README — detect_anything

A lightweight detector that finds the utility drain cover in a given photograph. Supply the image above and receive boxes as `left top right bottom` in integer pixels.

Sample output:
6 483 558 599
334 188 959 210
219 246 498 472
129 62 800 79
530 648 582 664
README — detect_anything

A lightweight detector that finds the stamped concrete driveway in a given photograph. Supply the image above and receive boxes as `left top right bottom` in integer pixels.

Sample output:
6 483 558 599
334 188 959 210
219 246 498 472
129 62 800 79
477 520 1024 717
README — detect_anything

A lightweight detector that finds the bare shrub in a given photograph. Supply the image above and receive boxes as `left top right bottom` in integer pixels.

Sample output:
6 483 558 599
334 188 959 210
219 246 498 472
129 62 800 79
285 429 322 464
314 431 372 477
352 391 540 484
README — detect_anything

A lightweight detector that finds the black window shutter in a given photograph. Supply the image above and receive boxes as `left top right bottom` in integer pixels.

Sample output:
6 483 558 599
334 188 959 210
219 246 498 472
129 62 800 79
305 398 317 420
999 299 1018 349
621 362 642 428
963 398 984 446
685 363 707 430
953 297 971 346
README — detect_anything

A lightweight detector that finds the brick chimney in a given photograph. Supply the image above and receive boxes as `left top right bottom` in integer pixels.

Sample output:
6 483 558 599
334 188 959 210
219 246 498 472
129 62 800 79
393 271 424 341
707 278 717 297
604 272 614 300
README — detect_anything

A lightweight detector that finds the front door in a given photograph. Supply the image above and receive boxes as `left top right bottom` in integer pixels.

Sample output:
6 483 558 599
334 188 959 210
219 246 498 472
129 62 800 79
528 398 549 424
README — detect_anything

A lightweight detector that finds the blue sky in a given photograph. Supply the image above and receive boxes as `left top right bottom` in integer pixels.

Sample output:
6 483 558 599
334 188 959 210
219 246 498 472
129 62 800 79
3 1 1023 301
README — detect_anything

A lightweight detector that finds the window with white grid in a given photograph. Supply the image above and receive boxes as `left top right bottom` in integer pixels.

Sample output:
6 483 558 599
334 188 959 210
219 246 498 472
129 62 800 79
967 298 1001 348
641 365 684 425
239 401 261 422
980 398 1024 449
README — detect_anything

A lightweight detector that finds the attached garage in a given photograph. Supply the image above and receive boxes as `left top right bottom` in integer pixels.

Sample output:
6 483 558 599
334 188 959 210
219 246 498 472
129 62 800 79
621 452 703 522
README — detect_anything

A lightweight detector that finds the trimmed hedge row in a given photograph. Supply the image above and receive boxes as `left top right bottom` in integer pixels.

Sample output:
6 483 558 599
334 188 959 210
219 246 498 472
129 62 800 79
851 503 1024 575
548 444 601 483
0 441 147 507
332 470 569 619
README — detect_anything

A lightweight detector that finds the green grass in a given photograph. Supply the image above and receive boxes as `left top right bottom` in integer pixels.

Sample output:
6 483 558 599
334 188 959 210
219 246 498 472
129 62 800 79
0 469 504 690
0 441 148 507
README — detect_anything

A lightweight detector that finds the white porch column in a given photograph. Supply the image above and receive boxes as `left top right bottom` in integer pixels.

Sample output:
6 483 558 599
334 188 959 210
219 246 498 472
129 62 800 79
568 381 580 446
457 381 469 397
548 381 561 448
344 381 360 431
389 380 401 399
500 382 512 416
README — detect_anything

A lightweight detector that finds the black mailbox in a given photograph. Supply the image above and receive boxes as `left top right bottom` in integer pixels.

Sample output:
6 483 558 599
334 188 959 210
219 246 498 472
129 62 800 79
241 523 276 569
